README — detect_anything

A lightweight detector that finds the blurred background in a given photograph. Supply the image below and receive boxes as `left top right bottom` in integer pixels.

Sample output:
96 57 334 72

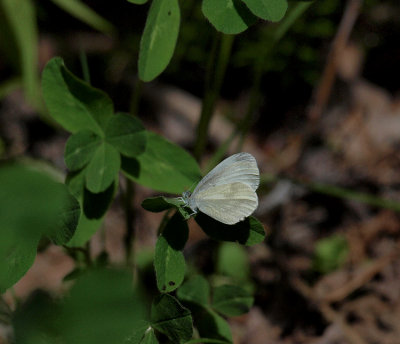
1 0 400 343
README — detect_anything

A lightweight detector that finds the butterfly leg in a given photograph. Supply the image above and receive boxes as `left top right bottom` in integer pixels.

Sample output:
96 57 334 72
188 209 197 217
176 197 188 206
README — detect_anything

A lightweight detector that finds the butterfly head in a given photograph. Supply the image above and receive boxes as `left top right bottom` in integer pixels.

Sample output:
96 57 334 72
182 190 192 202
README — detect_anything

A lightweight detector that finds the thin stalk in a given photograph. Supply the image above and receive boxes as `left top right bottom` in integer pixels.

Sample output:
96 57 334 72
237 2 313 151
124 74 143 266
79 50 91 84
124 179 136 266
85 241 92 263
260 173 400 213
309 0 361 121
130 78 143 117
157 209 173 236
303 180 400 212
194 33 235 161
204 129 237 173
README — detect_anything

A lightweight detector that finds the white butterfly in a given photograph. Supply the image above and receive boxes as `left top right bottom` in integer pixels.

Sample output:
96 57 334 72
182 152 259 225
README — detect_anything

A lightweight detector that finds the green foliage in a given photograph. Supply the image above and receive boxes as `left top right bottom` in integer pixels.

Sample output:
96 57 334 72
177 275 253 342
242 0 288 22
49 192 81 245
105 113 147 158
126 322 155 344
202 0 256 34
151 294 193 343
64 130 102 171
127 0 148 4
42 57 204 251
66 209 104 247
0 0 113 107
85 142 120 193
47 67 147 194
130 0 290 79
217 242 250 281
141 196 193 220
142 196 186 213
13 268 146 344
313 234 349 273
0 0 40 108
122 131 201 194
196 309 232 343
142 198 265 245
138 0 181 81
201 0 288 34
177 275 210 305
0 0 305 337
42 57 114 136
0 164 79 293
139 328 158 344
59 269 145 343
49 0 115 34
154 213 188 292
195 214 265 246
12 291 60 344
65 169 117 247
1 241 37 296
82 180 118 219
126 294 192 344
211 285 253 317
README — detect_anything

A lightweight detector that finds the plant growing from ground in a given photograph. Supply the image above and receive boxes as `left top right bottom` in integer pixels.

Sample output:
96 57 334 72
0 1 321 342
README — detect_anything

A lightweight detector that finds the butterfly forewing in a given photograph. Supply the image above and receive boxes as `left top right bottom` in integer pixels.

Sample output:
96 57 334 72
194 182 258 225
192 153 259 197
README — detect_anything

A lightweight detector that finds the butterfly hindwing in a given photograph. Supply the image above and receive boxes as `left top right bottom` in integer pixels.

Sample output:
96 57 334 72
193 182 258 225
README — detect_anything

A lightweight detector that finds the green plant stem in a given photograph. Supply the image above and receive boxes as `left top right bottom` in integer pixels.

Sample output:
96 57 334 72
85 241 91 263
157 209 173 236
194 33 235 161
124 74 143 266
237 2 313 151
124 179 136 266
304 181 400 212
130 78 143 117
204 129 237 173
260 173 400 212
79 50 91 84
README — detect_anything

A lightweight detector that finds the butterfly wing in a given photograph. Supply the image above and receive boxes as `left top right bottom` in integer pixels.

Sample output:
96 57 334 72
192 153 259 199
193 182 258 225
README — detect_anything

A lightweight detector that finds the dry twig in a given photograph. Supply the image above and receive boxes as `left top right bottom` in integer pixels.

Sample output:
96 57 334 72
308 0 362 121
291 277 368 344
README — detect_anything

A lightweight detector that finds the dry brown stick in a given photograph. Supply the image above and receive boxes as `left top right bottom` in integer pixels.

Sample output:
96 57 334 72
319 303 367 344
290 244 400 344
308 0 362 121
291 277 368 344
321 248 399 303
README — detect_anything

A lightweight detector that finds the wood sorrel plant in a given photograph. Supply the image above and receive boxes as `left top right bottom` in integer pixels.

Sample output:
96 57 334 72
0 57 264 344
0 0 310 342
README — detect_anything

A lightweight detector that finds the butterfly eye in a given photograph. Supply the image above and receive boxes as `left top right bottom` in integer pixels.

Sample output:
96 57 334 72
182 191 191 198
